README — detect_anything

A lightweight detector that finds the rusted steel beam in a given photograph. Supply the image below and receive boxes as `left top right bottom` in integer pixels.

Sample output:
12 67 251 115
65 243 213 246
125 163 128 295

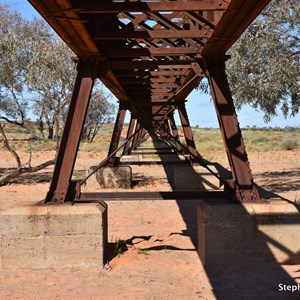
79 191 225 201
104 47 201 57
115 70 149 77
122 128 149 157
81 126 146 184
150 70 189 76
183 11 215 30
169 113 180 142
168 113 182 152
119 77 177 84
45 60 97 203
178 103 198 159
76 1 227 13
93 29 208 40
205 57 260 201
130 122 141 153
135 102 176 107
110 61 193 70
122 116 136 156
107 104 126 165
135 128 148 149
202 0 272 56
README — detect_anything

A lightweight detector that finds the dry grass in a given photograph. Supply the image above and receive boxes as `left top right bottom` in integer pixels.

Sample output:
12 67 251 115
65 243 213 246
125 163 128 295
1 122 299 158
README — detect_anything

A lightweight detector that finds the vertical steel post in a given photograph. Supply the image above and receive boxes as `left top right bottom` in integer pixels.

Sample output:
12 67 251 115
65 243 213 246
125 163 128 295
131 122 141 152
169 113 179 141
122 116 137 156
136 127 147 148
45 60 97 203
107 103 126 165
205 57 260 201
178 103 198 158
168 113 181 151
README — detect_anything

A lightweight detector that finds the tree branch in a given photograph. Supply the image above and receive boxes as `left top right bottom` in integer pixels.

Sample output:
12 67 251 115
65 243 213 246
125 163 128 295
0 123 21 168
0 158 55 185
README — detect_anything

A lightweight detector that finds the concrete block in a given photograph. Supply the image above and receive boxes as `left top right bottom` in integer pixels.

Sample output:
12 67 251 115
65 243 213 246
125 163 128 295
0 202 107 269
120 155 141 162
173 165 220 190
89 166 132 189
198 200 300 266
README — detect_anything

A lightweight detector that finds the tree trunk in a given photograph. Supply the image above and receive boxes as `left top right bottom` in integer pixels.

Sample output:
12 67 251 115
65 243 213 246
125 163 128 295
48 125 54 139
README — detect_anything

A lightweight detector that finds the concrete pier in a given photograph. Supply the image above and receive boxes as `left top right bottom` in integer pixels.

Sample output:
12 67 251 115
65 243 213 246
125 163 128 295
198 199 300 266
88 166 132 189
173 165 221 190
0 202 107 269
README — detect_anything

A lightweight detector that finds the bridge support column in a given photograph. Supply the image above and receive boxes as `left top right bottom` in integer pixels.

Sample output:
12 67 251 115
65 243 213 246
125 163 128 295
205 57 260 201
122 116 137 156
168 113 181 151
107 104 126 165
131 122 141 152
45 60 97 203
178 103 198 159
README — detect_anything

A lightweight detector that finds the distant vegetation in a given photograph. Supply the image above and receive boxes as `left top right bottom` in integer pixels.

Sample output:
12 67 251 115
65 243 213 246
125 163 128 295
1 122 299 154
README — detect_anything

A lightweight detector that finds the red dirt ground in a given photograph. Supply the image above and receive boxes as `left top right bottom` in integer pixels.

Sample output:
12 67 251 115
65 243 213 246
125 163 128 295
0 150 299 299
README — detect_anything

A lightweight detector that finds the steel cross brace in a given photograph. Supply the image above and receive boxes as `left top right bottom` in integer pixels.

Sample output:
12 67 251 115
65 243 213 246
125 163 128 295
122 98 223 183
80 124 149 185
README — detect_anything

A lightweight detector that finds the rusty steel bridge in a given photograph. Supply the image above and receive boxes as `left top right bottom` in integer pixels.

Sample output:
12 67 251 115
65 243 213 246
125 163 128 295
28 0 271 204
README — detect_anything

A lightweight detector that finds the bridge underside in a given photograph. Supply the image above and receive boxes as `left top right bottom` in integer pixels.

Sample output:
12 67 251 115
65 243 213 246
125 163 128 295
28 0 271 203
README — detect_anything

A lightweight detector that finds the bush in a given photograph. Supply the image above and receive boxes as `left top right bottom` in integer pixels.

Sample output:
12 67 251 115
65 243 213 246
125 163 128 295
251 135 269 144
281 139 298 150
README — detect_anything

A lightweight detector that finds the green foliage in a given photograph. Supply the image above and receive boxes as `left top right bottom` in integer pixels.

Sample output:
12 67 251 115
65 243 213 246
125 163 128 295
226 0 300 121
281 139 298 150
81 81 115 142
114 239 127 256
251 135 270 144
0 3 115 142
138 249 150 255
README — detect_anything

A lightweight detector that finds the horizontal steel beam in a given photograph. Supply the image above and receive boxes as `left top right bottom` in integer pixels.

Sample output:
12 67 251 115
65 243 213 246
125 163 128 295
76 1 227 13
119 77 177 83
104 47 201 57
110 61 193 70
79 191 226 201
93 30 208 40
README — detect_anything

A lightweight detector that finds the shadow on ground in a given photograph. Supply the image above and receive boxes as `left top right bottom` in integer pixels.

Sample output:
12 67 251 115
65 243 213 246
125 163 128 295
149 138 300 299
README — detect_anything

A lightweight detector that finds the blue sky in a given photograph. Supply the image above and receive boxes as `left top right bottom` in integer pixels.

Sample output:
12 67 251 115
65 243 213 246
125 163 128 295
3 0 299 128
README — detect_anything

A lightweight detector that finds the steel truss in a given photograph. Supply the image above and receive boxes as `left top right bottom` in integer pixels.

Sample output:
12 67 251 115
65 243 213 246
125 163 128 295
28 0 271 203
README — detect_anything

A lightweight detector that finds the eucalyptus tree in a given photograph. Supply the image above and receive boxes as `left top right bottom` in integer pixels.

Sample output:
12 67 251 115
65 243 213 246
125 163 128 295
82 83 115 142
0 4 35 133
0 3 114 142
0 3 115 184
226 0 300 121
27 36 77 140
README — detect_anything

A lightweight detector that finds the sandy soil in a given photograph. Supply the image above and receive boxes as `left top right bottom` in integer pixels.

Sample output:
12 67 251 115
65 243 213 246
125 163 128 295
0 150 299 299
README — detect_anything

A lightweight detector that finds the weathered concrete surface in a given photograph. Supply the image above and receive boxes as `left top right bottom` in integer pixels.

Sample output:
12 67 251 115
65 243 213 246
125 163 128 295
173 165 221 190
89 166 132 189
120 155 141 162
198 199 300 266
0 202 107 269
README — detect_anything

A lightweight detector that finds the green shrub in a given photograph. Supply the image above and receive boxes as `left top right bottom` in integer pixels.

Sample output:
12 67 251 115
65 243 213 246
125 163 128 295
281 139 298 150
251 135 269 144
